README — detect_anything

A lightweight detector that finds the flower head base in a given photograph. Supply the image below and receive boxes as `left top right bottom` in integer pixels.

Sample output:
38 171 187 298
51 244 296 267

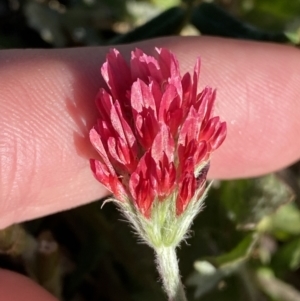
90 48 226 247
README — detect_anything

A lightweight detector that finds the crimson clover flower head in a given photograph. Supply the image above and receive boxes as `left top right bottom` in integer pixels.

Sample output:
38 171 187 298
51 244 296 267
90 48 226 221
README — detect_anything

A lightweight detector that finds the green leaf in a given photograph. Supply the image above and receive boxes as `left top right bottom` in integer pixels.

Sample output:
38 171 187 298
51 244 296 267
187 234 258 298
25 1 67 47
240 0 300 31
268 203 300 238
209 233 258 268
219 174 294 230
285 30 300 46
108 6 187 44
256 267 300 301
272 237 300 273
191 3 288 42
151 0 181 9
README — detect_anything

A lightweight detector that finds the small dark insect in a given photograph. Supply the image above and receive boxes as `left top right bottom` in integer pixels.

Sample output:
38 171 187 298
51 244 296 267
196 162 210 188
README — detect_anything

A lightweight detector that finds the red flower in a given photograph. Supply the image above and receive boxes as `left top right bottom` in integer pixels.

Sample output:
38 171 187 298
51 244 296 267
90 48 226 217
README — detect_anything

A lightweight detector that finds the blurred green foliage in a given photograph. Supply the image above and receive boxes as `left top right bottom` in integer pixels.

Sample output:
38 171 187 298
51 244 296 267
1 0 300 300
1 0 299 48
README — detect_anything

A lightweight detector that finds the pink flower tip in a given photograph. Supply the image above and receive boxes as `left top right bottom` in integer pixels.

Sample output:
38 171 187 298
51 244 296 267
89 47 227 218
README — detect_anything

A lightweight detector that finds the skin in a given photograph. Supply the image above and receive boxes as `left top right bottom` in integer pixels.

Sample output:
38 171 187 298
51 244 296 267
1 36 300 299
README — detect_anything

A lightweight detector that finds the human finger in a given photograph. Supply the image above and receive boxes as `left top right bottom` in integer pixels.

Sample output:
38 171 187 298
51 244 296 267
1 36 300 229
0 269 57 301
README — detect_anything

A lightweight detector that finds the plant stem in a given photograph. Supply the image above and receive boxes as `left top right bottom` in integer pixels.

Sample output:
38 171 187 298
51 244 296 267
155 246 187 301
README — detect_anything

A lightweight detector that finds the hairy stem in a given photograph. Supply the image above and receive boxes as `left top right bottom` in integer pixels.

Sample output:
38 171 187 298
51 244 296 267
155 246 187 301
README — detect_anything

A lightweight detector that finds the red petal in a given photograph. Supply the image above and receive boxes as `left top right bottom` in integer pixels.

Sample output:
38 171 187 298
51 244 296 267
191 57 201 103
150 125 176 198
210 121 227 150
156 48 181 80
89 128 115 175
151 123 175 163
131 48 160 83
90 159 127 202
110 100 137 155
195 87 215 120
149 80 163 113
130 173 154 218
95 88 113 121
178 107 201 147
107 137 130 168
129 152 156 217
156 153 176 198
131 79 157 116
101 49 132 105
158 84 179 121
134 111 159 150
200 116 222 143
131 80 160 149
197 88 216 125
181 72 192 117
176 173 196 215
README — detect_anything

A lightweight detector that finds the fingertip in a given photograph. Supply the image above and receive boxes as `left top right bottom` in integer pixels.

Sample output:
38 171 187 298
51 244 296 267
0 269 57 301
